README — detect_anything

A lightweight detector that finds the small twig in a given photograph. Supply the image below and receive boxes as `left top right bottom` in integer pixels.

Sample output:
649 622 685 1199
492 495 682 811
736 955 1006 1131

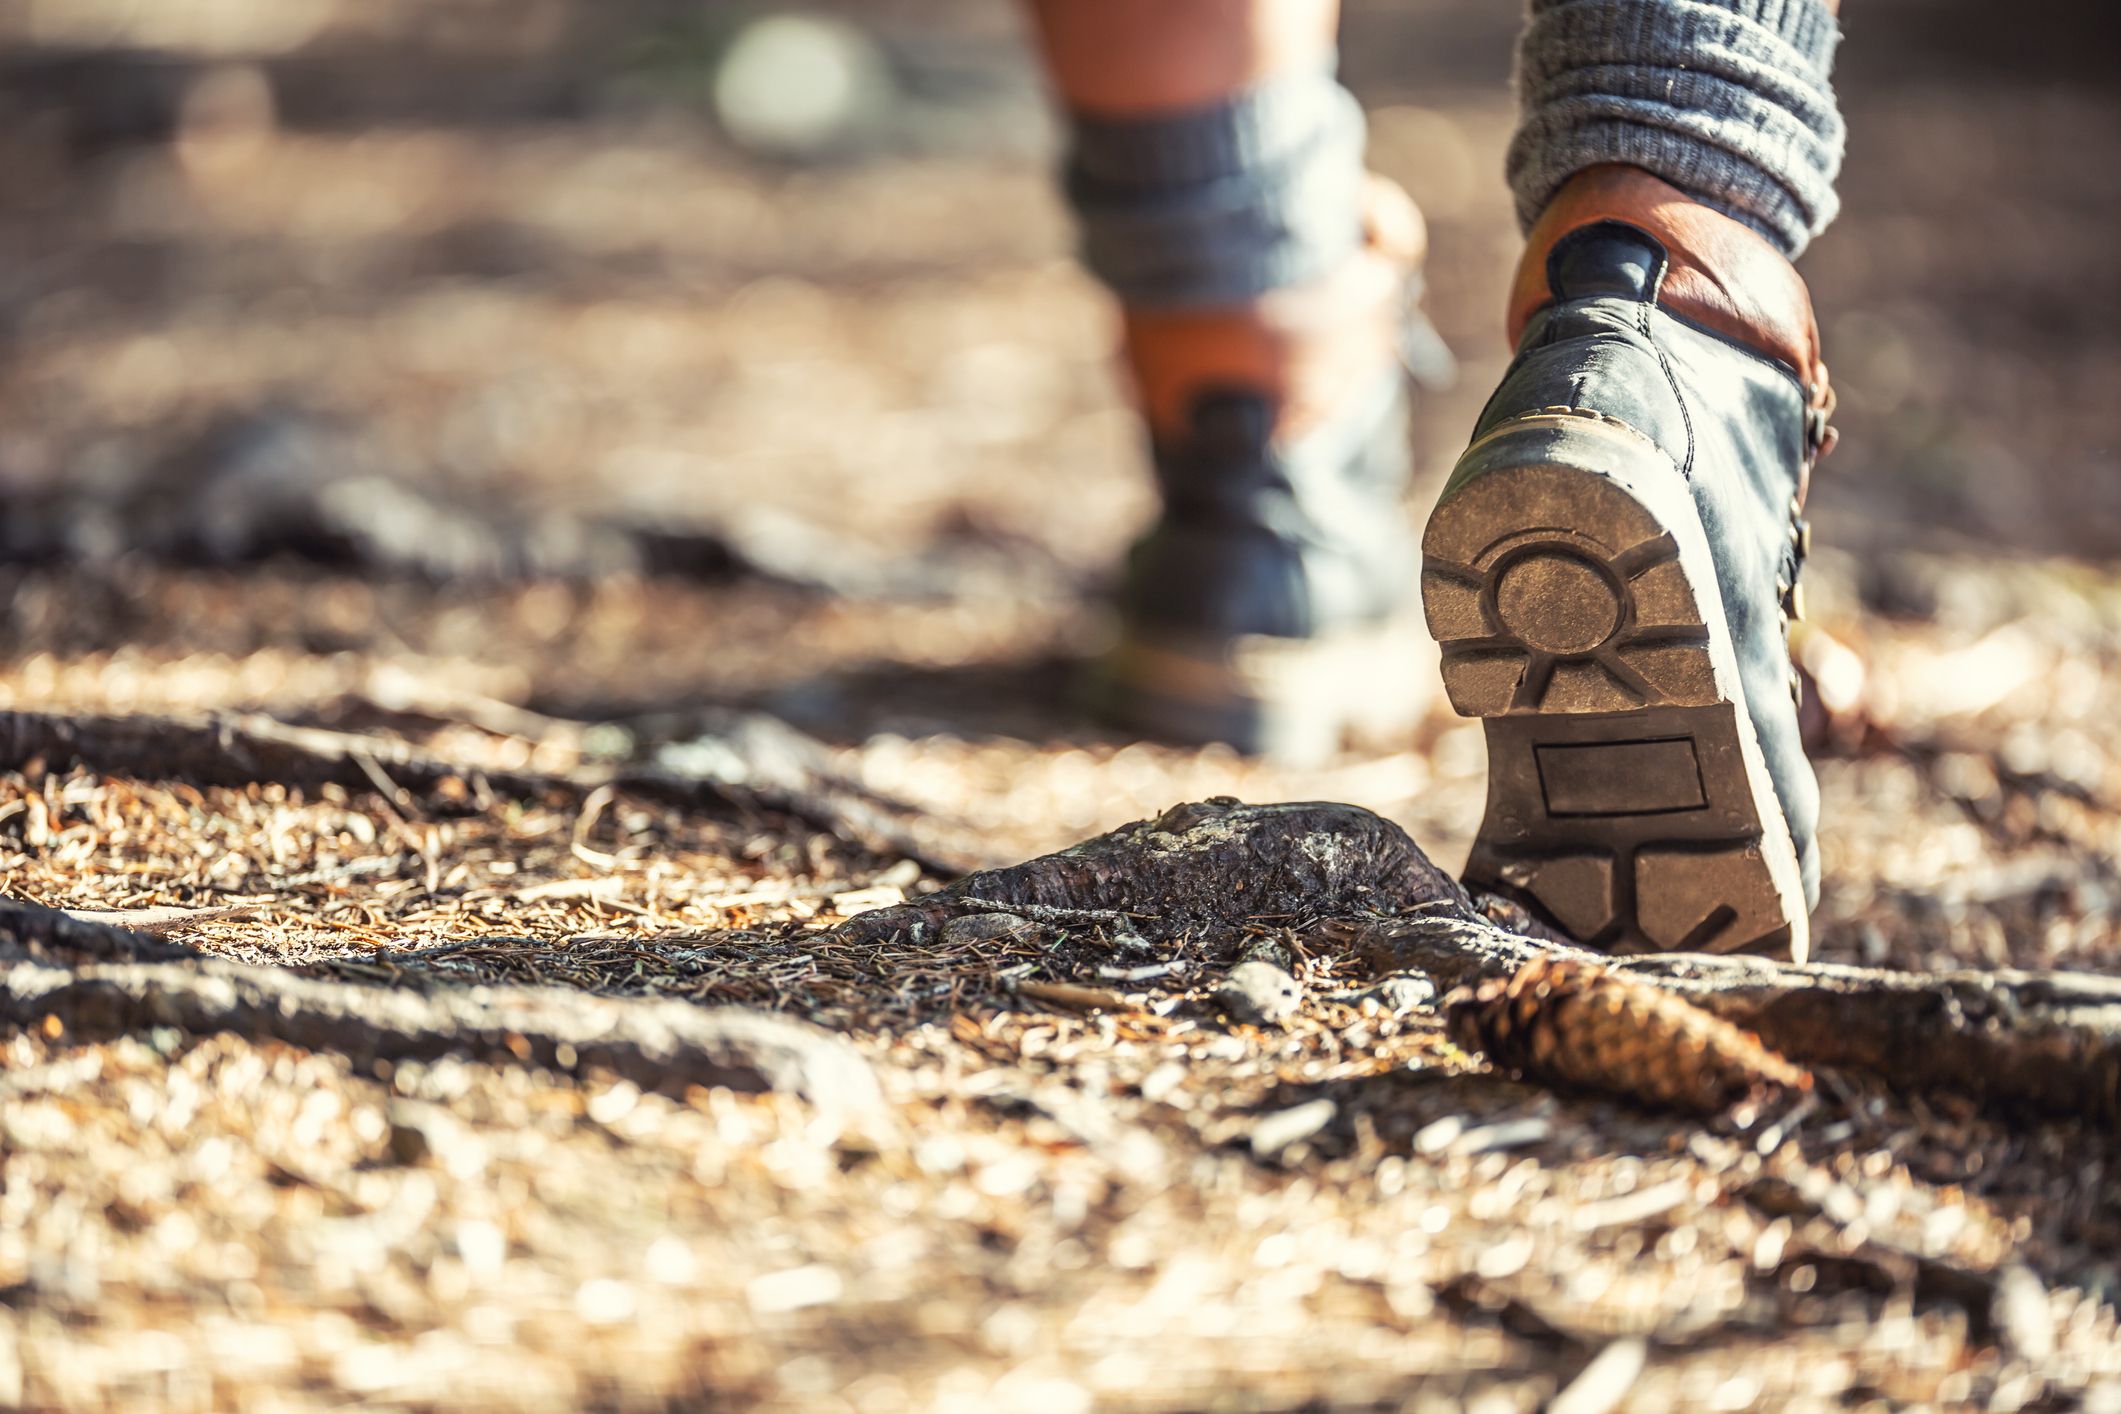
570 783 621 870
1014 980 1133 1014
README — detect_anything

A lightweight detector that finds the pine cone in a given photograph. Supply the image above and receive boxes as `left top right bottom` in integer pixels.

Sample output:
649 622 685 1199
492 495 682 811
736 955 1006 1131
1444 957 1811 1114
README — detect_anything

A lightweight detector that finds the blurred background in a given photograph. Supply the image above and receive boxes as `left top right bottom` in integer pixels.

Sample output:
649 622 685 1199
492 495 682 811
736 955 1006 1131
1 0 2117 963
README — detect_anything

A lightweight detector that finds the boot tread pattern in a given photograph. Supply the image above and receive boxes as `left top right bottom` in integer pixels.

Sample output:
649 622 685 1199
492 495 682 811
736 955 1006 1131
1423 447 1807 958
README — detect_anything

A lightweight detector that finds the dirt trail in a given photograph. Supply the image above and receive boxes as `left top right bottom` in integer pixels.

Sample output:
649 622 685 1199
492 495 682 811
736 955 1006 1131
1 1 2118 1409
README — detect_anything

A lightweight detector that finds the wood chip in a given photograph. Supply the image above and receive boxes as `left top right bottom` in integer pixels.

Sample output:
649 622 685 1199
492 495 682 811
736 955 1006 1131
1250 1098 1337 1159
1013 980 1132 1014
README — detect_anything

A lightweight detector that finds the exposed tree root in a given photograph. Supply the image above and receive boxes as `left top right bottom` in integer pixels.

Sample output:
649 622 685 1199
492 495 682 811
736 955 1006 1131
831 798 2121 1125
825 797 1474 948
0 899 204 963
1356 912 2121 1125
0 901 880 1112
12 785 2119 1124
0 706 976 875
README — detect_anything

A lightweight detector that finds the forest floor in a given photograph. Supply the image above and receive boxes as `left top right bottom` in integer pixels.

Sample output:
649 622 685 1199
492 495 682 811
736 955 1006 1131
1 0 2119 1409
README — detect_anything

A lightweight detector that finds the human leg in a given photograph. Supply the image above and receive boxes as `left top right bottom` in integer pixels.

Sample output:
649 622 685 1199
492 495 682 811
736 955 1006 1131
1028 0 1440 762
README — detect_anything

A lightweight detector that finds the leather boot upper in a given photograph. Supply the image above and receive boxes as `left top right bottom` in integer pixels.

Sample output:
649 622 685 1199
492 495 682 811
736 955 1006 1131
1121 369 1415 643
1508 164 1836 450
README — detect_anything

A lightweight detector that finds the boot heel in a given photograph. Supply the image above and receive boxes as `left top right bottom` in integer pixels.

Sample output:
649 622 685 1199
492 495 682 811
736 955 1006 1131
1091 609 1439 767
1421 412 1809 959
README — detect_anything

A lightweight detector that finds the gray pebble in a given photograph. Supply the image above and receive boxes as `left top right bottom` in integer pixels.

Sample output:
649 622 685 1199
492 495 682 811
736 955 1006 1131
1328 974 1437 1015
1110 929 1157 957
1217 960 1302 1026
1367 975 1438 1014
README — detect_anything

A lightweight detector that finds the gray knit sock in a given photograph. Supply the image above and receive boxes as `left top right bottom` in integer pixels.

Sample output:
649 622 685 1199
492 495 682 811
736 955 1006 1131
1508 0 1844 258
1063 65 1368 308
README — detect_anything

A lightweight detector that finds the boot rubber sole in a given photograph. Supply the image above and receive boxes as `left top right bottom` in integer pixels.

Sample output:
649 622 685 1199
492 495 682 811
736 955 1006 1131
1422 410 1809 961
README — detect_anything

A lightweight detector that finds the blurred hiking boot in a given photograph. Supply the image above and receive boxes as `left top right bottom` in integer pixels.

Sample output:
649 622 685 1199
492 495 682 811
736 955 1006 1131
1091 371 1429 764
1422 165 1834 960
1088 180 1447 765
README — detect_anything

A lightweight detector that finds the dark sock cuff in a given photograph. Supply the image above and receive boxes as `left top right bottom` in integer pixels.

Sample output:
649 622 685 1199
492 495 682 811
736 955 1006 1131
1063 65 1369 307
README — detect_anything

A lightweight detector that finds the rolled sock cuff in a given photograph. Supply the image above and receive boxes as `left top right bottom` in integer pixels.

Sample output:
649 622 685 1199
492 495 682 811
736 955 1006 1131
1064 65 1368 308
1508 0 1845 258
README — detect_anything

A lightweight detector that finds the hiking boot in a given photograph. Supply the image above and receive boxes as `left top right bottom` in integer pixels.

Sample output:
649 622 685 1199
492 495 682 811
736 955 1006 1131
1089 180 1446 764
1421 166 1834 960
1091 367 1432 763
